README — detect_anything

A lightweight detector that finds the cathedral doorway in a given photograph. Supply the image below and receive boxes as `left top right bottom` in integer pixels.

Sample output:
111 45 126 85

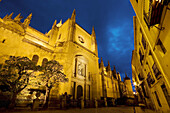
77 85 83 99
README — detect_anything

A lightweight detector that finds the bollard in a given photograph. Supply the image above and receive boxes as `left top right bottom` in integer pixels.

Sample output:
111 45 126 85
61 98 66 109
112 99 115 106
80 97 84 109
104 98 107 107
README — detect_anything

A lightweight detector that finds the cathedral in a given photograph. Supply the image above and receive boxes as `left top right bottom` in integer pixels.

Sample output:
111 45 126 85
0 10 133 108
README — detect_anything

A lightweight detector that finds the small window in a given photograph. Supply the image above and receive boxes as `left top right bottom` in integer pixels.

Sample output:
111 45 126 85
141 83 149 98
32 55 39 65
139 49 144 65
2 39 6 43
138 73 144 81
152 63 161 79
161 84 170 107
142 36 146 49
147 72 155 87
58 34 61 40
154 91 162 107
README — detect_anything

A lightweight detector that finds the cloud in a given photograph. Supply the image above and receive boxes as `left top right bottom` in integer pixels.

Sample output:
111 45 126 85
97 20 134 78
107 23 133 54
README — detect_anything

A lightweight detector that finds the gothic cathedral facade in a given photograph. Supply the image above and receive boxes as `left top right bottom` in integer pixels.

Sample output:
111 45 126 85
0 10 132 105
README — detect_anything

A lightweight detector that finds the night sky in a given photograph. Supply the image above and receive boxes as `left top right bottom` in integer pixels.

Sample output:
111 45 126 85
0 0 135 81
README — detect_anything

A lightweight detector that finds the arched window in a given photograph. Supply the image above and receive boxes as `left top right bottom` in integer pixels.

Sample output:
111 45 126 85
32 55 39 65
42 58 48 67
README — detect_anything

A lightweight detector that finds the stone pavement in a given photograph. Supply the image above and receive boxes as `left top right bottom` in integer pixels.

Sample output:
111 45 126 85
1 106 159 113
134 107 161 113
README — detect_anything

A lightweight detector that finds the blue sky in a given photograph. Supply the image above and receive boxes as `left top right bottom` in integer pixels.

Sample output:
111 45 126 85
0 0 135 81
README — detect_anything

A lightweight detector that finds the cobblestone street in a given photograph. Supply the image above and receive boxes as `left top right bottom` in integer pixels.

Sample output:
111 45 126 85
1 106 159 113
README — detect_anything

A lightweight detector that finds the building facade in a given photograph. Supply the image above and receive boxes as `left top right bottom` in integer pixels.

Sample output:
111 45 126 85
0 10 100 103
98 58 134 104
0 9 133 107
99 58 121 100
131 0 170 112
123 74 134 98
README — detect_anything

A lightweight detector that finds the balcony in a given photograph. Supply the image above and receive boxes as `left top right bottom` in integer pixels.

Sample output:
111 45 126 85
144 0 164 27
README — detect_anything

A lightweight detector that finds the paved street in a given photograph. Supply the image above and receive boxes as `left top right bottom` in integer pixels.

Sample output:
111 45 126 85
1 106 159 113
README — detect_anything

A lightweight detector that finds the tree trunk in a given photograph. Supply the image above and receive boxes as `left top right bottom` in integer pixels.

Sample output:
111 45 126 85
8 93 17 109
43 87 51 109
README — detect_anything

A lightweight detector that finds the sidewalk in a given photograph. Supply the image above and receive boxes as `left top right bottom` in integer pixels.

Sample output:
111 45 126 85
135 107 160 113
1 106 159 113
1 107 133 113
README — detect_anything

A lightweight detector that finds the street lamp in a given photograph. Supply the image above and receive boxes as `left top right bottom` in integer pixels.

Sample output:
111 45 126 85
133 82 137 86
133 92 136 95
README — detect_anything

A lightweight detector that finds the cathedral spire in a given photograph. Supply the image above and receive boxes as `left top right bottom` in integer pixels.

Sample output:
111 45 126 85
71 9 76 22
114 65 116 70
8 12 14 19
14 13 23 21
59 19 62 23
124 72 130 80
107 61 111 71
91 26 96 38
113 65 116 74
125 72 127 77
100 57 104 68
52 20 57 29
23 13 32 27
3 14 8 20
57 19 62 27
91 26 98 56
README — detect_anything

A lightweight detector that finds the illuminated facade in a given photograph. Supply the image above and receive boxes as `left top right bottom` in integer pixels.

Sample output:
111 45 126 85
99 58 121 100
0 9 134 107
131 0 170 112
0 10 99 102
123 74 134 98
98 58 134 102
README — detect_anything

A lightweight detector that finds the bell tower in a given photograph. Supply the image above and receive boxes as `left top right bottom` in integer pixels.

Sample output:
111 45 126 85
91 27 98 56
